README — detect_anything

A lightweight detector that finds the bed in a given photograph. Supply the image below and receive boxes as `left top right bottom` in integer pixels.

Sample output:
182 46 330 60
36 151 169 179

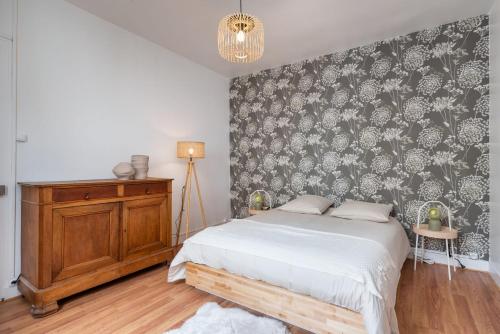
168 208 410 334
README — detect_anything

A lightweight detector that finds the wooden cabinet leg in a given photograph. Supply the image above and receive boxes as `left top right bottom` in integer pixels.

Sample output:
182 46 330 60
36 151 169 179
31 301 59 317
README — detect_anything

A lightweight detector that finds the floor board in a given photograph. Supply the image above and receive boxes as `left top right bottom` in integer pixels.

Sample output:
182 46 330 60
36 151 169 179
0 260 498 334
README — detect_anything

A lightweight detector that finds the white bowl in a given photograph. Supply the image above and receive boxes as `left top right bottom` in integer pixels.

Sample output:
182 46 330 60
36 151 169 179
113 162 135 180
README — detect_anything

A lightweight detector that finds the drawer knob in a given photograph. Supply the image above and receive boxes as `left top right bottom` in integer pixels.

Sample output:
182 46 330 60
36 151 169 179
84 193 90 200
145 188 151 195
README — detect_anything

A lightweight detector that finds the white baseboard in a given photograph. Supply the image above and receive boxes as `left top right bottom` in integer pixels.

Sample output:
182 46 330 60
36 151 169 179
491 271 500 287
408 249 489 271
490 263 500 287
1 285 20 301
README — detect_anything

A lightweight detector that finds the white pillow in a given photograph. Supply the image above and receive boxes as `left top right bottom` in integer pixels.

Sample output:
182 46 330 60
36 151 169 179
329 199 393 223
278 195 334 215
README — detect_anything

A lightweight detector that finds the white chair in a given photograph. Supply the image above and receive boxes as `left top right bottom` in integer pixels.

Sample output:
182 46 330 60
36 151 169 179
413 201 458 280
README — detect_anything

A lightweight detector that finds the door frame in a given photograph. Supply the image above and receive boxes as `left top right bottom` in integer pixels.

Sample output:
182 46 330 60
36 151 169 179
0 0 18 301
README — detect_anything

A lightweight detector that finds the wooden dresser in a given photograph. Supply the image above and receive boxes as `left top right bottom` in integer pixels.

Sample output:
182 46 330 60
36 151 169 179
18 178 173 317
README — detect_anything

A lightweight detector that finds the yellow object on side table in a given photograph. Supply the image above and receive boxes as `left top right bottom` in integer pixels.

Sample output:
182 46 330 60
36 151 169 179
428 206 442 231
248 190 272 216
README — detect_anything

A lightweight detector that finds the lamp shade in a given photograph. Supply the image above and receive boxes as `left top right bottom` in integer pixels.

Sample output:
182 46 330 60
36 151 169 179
218 12 264 63
177 141 205 159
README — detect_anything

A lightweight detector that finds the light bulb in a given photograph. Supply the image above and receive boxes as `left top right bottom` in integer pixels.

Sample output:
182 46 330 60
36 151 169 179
234 51 248 59
188 148 194 155
236 30 245 42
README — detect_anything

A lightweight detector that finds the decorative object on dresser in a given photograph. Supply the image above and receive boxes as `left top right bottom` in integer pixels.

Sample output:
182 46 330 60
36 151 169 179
18 178 173 317
112 162 135 180
413 200 458 280
131 155 149 179
248 189 272 216
175 141 207 246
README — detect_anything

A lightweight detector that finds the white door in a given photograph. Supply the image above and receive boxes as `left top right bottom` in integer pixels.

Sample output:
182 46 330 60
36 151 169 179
0 0 16 300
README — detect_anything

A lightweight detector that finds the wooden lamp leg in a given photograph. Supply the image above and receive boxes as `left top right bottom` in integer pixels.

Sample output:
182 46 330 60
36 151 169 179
192 163 207 228
175 160 207 247
175 161 191 247
185 161 193 240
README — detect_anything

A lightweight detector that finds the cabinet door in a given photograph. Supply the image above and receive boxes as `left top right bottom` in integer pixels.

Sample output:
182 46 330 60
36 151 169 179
52 203 120 282
122 197 168 259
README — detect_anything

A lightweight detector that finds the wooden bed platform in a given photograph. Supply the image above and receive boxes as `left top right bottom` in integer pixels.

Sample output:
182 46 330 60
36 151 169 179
185 262 367 334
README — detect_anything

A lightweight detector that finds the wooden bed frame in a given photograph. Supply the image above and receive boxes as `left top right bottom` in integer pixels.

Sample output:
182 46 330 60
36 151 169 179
185 262 367 334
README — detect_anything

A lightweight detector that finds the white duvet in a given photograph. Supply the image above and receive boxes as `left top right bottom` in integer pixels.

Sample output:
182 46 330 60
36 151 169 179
168 209 410 334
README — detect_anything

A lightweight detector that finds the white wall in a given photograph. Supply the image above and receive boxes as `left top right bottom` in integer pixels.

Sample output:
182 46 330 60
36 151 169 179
490 3 500 286
1 0 231 299
0 0 13 40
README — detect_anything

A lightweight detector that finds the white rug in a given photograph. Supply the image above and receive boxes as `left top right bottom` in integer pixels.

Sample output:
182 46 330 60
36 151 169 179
165 302 290 334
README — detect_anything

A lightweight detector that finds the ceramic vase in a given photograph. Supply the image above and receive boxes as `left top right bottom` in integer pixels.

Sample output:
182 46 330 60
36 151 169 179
112 162 135 180
131 155 149 179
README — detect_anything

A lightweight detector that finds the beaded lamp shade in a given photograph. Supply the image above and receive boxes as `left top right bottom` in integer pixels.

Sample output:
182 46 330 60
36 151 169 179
218 1 264 63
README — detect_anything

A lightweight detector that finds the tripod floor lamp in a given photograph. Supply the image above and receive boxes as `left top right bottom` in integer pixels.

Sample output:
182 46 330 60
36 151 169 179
175 141 207 247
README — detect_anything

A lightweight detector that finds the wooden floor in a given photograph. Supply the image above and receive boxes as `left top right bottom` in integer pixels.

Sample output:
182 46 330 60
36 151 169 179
0 260 499 334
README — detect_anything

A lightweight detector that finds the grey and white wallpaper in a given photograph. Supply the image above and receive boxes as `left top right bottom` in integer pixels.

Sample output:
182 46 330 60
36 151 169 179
229 16 490 259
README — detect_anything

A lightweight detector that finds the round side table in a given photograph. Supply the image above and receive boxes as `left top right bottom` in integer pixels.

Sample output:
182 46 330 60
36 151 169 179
248 208 269 216
412 224 458 280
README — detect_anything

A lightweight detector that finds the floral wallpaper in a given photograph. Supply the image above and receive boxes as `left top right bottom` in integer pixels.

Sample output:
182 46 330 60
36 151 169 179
229 16 490 259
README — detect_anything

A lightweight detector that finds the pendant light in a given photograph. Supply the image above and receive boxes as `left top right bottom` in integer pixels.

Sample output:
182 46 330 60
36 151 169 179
218 0 264 63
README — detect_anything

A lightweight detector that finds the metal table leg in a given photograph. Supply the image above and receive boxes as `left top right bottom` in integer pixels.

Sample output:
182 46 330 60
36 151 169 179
445 239 451 280
421 236 425 263
414 234 419 271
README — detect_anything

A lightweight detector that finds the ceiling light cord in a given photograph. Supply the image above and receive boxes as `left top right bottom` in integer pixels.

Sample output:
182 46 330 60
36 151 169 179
239 0 242 13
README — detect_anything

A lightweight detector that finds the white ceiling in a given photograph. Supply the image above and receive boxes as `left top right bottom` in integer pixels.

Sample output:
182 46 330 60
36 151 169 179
66 0 494 78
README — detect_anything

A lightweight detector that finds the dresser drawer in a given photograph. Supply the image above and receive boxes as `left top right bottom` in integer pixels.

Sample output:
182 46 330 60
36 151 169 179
53 185 118 203
124 182 167 197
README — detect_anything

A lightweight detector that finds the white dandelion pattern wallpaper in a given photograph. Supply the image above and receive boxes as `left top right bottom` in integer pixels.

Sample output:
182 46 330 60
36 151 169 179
229 16 490 259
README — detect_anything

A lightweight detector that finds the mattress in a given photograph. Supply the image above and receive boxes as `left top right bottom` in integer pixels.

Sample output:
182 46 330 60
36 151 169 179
168 209 410 334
